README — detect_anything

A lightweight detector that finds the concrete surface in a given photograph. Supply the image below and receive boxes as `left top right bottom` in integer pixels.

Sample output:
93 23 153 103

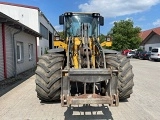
0 59 160 120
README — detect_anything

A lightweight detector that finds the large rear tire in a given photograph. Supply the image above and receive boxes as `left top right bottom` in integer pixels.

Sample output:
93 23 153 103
35 53 64 101
105 54 134 100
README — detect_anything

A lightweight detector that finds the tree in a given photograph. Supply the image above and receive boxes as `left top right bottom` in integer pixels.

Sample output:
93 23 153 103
110 19 141 51
58 31 65 40
99 34 106 43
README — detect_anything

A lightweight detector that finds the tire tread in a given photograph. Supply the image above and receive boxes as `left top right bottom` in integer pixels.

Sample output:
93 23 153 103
106 54 134 100
35 53 64 101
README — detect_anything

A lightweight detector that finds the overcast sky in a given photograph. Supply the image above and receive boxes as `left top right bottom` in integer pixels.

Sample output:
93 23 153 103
1 0 160 34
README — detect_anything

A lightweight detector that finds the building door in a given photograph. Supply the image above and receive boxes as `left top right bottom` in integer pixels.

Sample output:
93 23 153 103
49 32 52 49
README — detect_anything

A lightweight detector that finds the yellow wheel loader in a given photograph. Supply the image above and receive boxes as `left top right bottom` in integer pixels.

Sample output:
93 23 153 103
35 12 134 106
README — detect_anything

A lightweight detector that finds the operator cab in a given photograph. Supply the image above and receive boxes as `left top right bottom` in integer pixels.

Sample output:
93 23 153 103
59 12 104 38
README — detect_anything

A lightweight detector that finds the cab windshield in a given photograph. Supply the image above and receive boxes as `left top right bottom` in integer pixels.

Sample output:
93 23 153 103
65 14 98 37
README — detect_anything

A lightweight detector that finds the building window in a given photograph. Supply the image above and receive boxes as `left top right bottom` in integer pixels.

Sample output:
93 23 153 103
28 44 33 60
149 47 152 51
17 42 23 62
40 23 48 39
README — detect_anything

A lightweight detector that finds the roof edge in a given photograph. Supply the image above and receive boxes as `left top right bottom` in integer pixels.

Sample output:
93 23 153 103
141 31 158 45
0 12 41 37
0 1 39 10
141 26 160 32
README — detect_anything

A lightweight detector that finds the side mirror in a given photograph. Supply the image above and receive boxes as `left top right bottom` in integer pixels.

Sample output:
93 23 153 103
59 15 64 25
99 16 104 26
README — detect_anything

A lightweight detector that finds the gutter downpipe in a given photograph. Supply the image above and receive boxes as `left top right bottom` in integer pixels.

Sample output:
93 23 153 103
12 29 22 78
35 37 38 62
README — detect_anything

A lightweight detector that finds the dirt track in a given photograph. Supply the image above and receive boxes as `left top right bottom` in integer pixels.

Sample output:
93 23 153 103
0 59 160 120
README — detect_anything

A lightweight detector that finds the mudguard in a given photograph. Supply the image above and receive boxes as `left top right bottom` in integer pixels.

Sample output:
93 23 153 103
103 49 120 54
48 48 64 53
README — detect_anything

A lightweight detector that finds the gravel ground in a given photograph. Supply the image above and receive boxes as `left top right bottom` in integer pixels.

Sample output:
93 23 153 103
0 59 160 120
0 68 35 96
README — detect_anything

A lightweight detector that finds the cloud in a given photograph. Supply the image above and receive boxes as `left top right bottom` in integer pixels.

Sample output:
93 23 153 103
110 18 132 25
153 19 160 26
79 0 160 18
54 25 63 32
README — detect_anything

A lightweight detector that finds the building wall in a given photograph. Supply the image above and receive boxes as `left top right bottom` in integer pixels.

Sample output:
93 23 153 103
0 4 39 32
0 3 56 57
14 31 37 74
144 34 160 51
144 43 160 51
0 24 4 81
146 34 160 44
38 12 55 56
0 23 37 81
39 12 54 33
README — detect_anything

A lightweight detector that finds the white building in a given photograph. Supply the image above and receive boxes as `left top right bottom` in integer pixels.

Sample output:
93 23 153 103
0 2 57 57
0 12 41 81
140 27 160 51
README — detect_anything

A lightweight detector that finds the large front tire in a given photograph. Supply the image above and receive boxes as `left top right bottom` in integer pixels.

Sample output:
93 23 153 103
106 54 134 100
35 53 64 101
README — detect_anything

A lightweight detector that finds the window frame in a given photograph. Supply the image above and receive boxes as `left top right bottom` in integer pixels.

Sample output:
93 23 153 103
28 43 33 61
16 42 23 63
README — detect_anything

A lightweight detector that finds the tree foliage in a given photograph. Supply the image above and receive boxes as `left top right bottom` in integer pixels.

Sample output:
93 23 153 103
110 19 141 51
99 34 106 43
58 31 65 40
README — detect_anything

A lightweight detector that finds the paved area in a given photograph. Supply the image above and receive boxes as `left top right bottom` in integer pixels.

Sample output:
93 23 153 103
0 59 160 120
